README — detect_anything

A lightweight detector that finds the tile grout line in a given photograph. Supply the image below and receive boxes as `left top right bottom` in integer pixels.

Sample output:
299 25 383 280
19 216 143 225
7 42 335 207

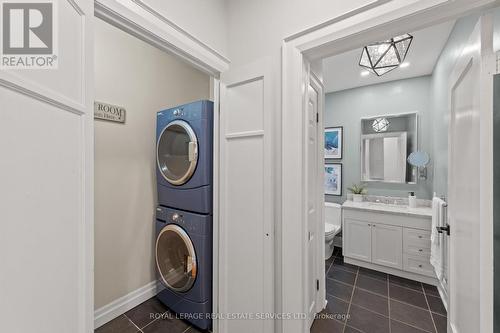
388 274 391 333
123 314 145 333
329 274 436 316
342 265 359 333
328 252 438 333
325 251 337 276
391 317 435 333
140 317 159 330
422 285 439 333
329 287 436 332
137 310 170 331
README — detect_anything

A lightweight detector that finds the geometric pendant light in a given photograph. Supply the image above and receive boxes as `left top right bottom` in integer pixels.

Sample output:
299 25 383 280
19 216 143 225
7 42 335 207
359 34 413 76
372 117 390 132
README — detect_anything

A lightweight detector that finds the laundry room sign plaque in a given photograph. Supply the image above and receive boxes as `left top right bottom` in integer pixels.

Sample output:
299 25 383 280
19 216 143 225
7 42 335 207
94 101 126 123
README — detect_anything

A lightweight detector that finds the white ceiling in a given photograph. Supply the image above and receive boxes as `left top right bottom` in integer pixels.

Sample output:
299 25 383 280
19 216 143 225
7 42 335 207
323 20 456 93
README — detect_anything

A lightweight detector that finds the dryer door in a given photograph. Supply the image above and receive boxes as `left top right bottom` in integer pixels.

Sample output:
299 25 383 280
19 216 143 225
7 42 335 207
156 224 197 292
157 120 198 185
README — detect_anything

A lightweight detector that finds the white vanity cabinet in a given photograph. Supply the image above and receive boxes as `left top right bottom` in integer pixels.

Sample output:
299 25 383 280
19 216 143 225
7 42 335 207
344 219 372 262
344 217 403 269
372 223 403 269
342 203 436 284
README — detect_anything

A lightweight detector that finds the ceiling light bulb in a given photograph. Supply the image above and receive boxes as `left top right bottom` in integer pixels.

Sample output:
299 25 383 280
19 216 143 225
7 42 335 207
361 70 370 76
399 62 410 68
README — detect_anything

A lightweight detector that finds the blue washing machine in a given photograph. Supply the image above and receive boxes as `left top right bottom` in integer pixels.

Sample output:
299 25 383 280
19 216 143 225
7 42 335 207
155 206 212 330
156 100 213 214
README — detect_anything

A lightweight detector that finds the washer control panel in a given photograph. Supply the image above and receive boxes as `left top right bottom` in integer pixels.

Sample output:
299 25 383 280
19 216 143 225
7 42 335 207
155 206 211 236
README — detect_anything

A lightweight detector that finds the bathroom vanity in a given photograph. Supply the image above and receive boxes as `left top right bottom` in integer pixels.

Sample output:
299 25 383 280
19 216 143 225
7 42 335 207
342 200 437 284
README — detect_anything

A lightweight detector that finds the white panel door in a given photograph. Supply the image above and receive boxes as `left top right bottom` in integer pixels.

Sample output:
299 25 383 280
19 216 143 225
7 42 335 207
306 84 319 327
344 219 372 262
0 1 93 333
448 17 493 333
219 58 274 333
371 223 403 269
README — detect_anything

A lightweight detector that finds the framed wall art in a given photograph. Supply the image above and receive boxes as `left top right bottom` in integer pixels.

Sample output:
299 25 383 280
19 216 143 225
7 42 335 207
324 126 343 159
325 163 342 196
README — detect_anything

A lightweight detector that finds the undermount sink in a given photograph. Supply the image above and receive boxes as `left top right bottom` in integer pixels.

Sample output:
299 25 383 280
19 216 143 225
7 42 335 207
367 201 406 208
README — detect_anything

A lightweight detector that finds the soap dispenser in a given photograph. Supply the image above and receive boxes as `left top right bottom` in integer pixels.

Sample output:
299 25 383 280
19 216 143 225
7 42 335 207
408 192 417 208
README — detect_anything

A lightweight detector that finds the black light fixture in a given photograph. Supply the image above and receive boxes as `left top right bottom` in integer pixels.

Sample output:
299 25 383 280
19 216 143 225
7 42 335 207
359 34 413 76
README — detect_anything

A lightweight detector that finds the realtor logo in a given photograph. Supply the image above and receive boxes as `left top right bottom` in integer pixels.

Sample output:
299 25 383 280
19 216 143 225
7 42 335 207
1 1 57 69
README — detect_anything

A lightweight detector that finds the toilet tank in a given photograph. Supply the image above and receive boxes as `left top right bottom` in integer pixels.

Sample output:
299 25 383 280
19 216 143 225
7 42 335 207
325 202 342 227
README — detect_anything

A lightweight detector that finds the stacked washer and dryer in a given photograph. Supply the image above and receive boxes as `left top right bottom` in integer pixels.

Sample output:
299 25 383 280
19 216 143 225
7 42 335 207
155 100 213 330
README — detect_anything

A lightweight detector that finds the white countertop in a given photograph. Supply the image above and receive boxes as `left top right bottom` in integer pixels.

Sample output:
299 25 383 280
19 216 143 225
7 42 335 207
342 200 432 217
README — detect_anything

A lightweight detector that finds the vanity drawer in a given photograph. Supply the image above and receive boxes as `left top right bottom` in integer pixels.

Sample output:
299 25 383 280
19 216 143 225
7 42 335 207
403 255 435 277
403 228 431 246
404 243 431 257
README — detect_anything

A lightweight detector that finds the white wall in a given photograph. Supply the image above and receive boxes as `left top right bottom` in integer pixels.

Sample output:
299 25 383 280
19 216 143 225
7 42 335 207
94 18 209 309
226 0 372 67
143 0 228 58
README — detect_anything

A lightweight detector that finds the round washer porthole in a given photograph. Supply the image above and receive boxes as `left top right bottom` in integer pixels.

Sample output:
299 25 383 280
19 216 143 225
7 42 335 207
155 224 197 292
157 120 198 186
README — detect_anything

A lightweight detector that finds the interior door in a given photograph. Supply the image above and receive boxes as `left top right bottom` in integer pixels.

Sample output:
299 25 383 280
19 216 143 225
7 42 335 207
306 82 319 327
0 1 94 333
448 17 493 333
218 58 274 333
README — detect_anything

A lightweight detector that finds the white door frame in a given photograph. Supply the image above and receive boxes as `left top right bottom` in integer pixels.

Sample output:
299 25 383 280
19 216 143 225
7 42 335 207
92 1 229 332
281 1 496 332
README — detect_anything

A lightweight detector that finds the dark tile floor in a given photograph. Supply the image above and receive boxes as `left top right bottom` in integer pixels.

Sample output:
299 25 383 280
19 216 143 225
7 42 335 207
96 246 447 333
95 297 208 333
313 247 447 333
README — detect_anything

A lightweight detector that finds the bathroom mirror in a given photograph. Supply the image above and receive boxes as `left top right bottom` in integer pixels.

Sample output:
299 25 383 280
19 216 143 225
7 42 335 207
360 112 418 184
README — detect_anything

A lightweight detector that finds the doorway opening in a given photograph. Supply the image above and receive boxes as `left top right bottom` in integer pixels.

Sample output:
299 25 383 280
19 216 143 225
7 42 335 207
92 15 220 333
281 2 498 333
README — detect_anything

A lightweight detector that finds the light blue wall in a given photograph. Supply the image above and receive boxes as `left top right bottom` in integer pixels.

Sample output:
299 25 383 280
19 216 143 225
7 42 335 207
325 75 433 204
429 14 480 198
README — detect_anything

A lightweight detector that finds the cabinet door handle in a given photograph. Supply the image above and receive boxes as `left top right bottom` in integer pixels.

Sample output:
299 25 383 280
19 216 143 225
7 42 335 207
418 264 423 268
418 235 423 239
367 224 371 226
418 249 423 252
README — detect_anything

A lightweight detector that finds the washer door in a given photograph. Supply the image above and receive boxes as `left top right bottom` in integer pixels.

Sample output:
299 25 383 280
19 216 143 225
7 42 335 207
157 120 198 185
156 224 197 292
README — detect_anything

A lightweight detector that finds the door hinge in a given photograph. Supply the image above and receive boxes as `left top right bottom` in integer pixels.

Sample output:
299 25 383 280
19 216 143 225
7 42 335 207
316 113 319 123
316 279 320 291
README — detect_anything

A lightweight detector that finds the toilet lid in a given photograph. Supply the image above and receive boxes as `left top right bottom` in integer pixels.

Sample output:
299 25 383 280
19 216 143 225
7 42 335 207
325 223 339 235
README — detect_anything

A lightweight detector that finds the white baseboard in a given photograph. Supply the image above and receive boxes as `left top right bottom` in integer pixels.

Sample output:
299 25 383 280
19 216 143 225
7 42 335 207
94 280 164 329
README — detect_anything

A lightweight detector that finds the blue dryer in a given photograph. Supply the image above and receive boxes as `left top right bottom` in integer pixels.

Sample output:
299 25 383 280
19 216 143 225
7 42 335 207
155 206 212 330
156 100 213 214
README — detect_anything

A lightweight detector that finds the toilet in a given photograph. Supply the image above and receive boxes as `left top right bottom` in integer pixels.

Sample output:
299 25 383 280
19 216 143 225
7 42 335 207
325 202 342 259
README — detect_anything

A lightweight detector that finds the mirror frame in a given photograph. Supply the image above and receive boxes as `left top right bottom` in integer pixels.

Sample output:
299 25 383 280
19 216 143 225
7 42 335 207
360 111 419 185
